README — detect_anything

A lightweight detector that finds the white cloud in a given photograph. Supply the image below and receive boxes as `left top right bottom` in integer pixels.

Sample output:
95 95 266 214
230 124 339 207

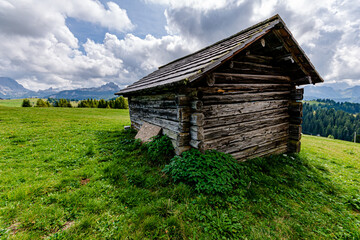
1 0 360 91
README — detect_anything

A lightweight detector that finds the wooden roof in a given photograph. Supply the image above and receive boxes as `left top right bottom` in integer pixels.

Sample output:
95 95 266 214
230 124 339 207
116 14 323 95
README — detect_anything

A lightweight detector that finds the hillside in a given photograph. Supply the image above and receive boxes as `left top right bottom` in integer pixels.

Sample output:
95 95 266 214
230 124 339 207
302 100 360 142
0 106 359 239
304 85 360 103
0 77 36 98
0 77 121 100
48 82 120 100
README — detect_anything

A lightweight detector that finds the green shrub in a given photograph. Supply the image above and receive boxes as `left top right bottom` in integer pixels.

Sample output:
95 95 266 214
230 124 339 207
144 135 174 166
35 98 50 107
21 99 31 107
163 149 244 195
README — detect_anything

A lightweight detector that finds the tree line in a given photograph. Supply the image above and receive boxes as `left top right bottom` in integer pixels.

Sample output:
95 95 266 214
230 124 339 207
302 100 360 143
22 97 128 109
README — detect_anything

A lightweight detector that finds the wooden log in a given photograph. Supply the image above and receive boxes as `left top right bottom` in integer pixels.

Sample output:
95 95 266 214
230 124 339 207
290 88 304 100
235 54 273 64
131 92 176 101
190 113 205 126
130 107 178 121
206 74 215 86
177 107 191 123
233 144 288 161
130 110 178 122
201 91 290 105
228 61 282 75
202 100 289 118
190 126 204 140
203 122 289 151
131 115 189 133
213 73 291 84
189 140 204 150
174 146 191 155
175 95 189 106
289 124 302 141
290 117 302 125
198 83 291 94
289 101 303 117
207 126 289 154
204 107 288 129
191 101 203 111
129 100 177 109
288 140 301 153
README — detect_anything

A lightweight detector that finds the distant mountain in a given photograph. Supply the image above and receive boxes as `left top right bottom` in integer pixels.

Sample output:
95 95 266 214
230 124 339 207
304 85 360 103
47 82 120 100
0 77 36 98
0 77 121 100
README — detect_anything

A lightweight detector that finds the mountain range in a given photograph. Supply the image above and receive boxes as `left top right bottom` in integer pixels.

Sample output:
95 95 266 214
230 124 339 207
304 85 360 103
1 76 359 103
0 77 120 100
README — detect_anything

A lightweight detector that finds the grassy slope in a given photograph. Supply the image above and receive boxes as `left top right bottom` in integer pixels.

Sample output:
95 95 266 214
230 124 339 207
0 106 359 239
0 99 38 107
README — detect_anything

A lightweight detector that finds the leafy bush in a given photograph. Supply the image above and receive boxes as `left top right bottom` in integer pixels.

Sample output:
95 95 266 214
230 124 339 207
35 98 51 107
21 99 31 107
77 97 128 109
144 135 174 166
54 99 72 107
163 149 244 195
346 194 360 211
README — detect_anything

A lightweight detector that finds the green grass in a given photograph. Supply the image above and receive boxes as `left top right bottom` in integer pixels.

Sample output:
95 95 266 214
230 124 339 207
0 106 359 239
0 99 79 107
0 99 39 107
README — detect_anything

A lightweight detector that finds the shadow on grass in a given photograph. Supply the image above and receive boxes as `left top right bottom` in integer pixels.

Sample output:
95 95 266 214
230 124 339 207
94 129 360 239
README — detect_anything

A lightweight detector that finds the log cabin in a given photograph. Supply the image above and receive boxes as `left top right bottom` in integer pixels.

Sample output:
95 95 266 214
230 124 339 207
115 14 323 161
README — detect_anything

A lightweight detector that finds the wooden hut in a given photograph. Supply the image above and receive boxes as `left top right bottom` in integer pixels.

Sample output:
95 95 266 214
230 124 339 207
115 14 323 160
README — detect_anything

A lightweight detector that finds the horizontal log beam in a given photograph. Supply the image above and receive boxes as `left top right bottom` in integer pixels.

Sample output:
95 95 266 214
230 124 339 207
203 122 289 150
204 107 289 129
203 100 289 118
201 91 290 105
204 115 289 141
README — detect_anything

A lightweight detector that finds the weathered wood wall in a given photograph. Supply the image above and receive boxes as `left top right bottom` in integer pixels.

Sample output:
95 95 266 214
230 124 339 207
128 91 191 154
127 35 306 160
189 52 300 160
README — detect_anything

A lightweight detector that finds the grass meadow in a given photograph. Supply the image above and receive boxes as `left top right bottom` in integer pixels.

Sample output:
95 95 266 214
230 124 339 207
0 104 359 239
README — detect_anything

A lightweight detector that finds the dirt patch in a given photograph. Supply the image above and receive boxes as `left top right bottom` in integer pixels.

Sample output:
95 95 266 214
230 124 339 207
81 178 90 185
8 222 21 235
62 221 75 231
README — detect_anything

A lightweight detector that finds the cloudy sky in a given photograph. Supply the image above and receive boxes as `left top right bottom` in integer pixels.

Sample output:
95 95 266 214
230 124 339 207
0 0 359 91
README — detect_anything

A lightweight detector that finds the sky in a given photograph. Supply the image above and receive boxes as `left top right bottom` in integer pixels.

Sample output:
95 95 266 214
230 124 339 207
0 0 359 91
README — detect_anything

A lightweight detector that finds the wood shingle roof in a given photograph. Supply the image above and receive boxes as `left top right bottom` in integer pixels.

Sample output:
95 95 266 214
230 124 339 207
116 14 323 95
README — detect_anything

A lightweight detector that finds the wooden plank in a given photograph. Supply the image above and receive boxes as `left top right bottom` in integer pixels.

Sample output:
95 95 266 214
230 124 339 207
201 91 290 104
214 72 291 82
203 122 289 150
191 101 203 111
129 100 177 109
233 144 288 161
177 107 191 123
288 140 301 153
229 61 282 75
290 88 304 100
190 126 204 140
135 122 162 143
203 100 289 118
204 116 289 141
190 113 205 126
189 140 204 150
204 107 288 129
204 123 288 153
199 83 291 94
131 92 176 101
131 115 189 133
